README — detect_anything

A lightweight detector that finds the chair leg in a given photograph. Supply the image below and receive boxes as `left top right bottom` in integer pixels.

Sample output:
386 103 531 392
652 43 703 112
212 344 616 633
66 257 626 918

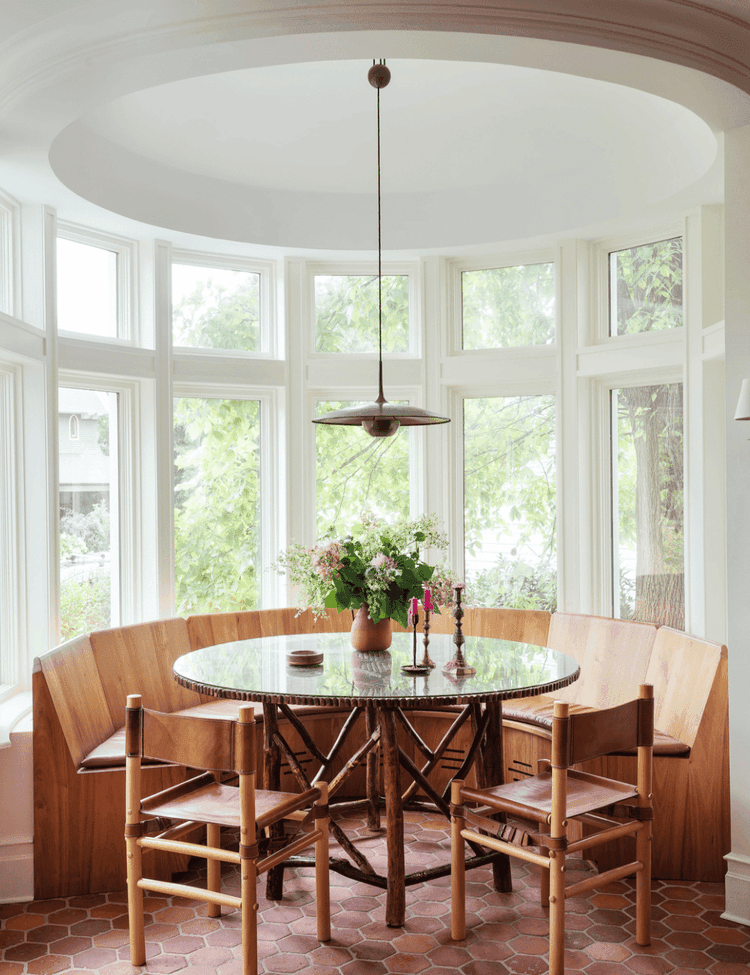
241 851 258 975
315 783 331 942
540 831 550 908
548 850 565 975
635 820 652 946
450 781 466 942
206 824 222 918
125 835 146 966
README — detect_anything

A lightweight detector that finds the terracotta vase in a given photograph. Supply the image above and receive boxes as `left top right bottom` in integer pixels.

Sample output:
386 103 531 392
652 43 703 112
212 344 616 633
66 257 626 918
350 604 393 652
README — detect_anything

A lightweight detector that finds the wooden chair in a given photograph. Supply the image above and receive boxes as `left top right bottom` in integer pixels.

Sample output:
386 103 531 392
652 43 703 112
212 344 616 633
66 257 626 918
125 695 331 975
450 684 654 975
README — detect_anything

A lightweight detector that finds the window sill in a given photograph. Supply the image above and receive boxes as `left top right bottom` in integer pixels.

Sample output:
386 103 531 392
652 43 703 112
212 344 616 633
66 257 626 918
0 692 32 748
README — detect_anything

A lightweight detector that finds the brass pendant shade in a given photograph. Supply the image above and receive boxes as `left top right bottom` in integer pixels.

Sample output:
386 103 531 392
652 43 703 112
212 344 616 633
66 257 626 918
312 61 450 439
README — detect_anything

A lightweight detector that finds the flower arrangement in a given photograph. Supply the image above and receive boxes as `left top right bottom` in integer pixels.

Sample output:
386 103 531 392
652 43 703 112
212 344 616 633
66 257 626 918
274 513 461 629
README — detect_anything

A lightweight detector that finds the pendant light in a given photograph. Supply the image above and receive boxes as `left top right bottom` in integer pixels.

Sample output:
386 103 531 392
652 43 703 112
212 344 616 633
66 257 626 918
312 60 450 438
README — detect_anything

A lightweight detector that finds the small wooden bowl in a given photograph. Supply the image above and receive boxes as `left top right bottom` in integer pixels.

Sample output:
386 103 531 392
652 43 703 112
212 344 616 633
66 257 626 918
287 650 324 667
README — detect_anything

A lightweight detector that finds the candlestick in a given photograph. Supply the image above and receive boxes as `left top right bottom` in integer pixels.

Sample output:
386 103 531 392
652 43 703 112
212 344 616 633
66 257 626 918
402 602 430 674
442 583 476 677
420 607 435 668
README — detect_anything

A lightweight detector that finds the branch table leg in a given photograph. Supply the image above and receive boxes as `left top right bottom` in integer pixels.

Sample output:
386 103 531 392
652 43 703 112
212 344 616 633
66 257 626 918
263 702 285 900
366 702 380 831
480 700 512 893
379 707 405 926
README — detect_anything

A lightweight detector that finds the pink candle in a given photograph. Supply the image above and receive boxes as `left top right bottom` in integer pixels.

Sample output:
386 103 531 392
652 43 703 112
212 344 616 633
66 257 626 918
411 597 419 622
424 587 433 612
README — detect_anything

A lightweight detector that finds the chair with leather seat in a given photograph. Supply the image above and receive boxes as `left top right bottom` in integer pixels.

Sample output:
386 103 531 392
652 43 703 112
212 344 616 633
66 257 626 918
124 694 331 975
450 683 653 975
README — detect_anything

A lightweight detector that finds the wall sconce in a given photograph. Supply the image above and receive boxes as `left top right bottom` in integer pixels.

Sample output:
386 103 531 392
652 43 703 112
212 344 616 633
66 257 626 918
735 379 750 421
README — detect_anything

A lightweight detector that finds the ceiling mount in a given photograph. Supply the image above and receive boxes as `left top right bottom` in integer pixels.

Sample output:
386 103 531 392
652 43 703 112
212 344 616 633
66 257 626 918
313 60 450 438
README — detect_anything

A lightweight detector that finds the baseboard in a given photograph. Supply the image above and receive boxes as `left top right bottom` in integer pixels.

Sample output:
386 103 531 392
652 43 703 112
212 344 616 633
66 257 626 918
0 840 33 903
723 851 750 926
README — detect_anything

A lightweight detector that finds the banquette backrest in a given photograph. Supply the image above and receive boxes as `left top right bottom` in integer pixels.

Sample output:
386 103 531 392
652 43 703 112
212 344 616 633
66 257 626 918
545 612 658 709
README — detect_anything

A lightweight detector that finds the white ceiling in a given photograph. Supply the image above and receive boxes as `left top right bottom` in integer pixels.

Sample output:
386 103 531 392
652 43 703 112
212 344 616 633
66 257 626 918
0 4 746 256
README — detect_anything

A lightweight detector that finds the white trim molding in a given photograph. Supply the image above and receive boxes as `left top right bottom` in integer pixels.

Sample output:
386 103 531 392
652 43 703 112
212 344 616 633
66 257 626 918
724 852 750 926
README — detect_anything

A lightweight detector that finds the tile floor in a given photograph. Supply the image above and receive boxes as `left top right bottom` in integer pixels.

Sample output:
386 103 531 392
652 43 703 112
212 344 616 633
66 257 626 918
2 809 748 975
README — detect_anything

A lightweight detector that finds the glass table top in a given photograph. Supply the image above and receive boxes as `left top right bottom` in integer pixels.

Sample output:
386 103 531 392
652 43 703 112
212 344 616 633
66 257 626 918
173 632 580 707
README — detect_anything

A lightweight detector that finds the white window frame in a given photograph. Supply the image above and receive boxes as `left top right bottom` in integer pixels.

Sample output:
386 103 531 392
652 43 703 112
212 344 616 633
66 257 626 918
448 248 558 357
0 190 21 320
171 249 277 359
307 261 420 359
56 223 137 345
171 383 280 610
0 363 20 700
56 373 141 633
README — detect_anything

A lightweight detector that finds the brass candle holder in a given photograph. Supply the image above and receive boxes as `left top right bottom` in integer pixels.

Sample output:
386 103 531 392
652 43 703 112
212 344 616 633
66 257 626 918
442 584 476 677
420 608 436 669
402 606 430 674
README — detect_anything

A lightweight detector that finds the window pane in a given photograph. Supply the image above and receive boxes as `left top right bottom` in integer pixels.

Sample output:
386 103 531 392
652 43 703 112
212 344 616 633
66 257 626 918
172 264 261 352
609 237 683 336
59 387 118 639
174 397 261 613
57 238 118 338
461 263 555 349
464 395 556 610
315 274 410 353
316 401 410 539
612 383 684 628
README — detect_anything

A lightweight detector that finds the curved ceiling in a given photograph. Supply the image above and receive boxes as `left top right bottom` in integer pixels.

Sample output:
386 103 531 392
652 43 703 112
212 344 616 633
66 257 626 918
49 56 717 251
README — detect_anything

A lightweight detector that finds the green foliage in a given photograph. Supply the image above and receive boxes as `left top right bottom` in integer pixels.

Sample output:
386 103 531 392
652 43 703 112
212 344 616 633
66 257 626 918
462 263 555 349
174 397 261 614
315 274 409 353
172 272 260 351
611 238 682 336
316 401 410 539
468 553 557 612
60 575 111 641
60 500 110 554
275 513 460 628
463 395 556 608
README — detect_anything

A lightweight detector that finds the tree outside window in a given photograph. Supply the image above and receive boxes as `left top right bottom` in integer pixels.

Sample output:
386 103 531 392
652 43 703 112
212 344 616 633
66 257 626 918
172 263 261 352
609 237 682 336
464 395 557 610
315 400 410 540
314 274 410 353
173 397 261 614
461 263 555 349
613 383 684 628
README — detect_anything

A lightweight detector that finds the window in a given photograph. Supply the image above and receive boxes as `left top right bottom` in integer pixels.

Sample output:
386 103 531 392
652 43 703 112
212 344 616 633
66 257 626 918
314 273 410 353
461 263 555 349
58 386 119 640
56 237 119 338
0 365 17 693
173 396 261 613
609 237 683 336
463 395 556 610
315 400 411 539
611 382 684 628
172 262 262 353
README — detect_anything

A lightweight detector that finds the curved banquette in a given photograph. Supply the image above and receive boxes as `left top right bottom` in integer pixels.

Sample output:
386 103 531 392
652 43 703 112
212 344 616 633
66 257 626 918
32 607 728 899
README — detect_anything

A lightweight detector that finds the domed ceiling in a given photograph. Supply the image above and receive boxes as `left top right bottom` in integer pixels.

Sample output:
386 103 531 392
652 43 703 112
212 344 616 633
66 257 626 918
48 57 717 251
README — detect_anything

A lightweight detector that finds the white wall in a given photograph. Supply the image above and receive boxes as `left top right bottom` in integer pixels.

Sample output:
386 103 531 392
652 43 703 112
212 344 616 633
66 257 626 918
721 123 750 924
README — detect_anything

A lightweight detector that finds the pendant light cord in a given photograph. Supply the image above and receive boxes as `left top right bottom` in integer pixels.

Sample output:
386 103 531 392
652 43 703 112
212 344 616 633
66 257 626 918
376 72 385 402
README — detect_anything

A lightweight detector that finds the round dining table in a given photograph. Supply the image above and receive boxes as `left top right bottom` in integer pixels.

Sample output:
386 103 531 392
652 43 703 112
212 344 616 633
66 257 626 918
173 630 580 926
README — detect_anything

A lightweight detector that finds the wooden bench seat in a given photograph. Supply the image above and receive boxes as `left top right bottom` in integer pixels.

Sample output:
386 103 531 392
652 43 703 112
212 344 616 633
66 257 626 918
33 605 728 897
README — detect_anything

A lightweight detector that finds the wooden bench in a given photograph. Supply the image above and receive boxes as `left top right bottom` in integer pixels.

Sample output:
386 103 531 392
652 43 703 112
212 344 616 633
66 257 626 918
33 606 728 897
33 608 356 898
500 614 729 882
